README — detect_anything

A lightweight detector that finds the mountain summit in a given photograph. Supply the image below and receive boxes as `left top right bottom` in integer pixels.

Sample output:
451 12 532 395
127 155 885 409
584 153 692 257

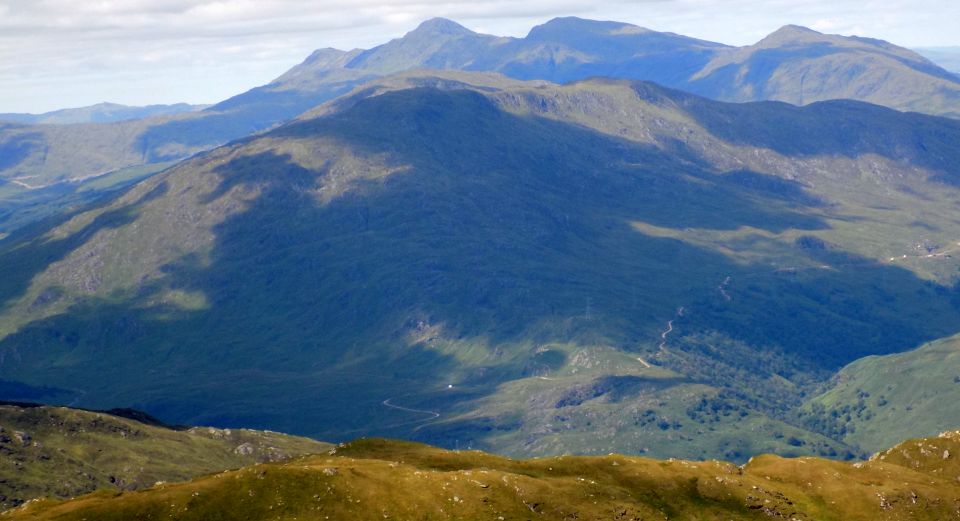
758 24 825 45
525 16 651 38
407 17 476 37
691 23 960 112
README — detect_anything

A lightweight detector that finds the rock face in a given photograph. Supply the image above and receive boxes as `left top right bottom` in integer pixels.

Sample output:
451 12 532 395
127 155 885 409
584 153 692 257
12 430 30 446
234 443 254 455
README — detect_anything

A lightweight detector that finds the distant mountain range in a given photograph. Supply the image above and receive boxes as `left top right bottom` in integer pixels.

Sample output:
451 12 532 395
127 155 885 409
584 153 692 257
916 47 960 76
2 17 958 193
291 17 960 117
3 70 960 461
0 102 207 126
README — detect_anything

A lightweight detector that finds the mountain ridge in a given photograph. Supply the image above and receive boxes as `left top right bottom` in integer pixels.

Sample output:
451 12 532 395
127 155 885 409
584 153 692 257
0 103 207 126
278 16 960 117
2 16 958 238
10 433 960 520
3 71 960 461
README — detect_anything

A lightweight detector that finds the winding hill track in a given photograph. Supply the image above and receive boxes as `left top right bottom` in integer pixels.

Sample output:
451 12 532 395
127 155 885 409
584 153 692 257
381 397 441 432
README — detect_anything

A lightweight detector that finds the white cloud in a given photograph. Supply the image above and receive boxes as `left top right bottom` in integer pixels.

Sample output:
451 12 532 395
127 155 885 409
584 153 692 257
0 0 957 112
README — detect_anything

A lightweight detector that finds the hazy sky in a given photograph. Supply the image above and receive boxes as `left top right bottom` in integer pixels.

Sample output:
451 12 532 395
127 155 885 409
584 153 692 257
1 0 958 113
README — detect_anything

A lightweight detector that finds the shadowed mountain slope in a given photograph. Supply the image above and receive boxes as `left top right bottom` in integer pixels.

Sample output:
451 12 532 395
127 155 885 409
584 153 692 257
1 72 960 459
10 435 960 520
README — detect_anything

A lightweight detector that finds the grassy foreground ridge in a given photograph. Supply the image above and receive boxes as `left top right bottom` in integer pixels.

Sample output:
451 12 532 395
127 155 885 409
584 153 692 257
0 403 330 511
8 433 960 520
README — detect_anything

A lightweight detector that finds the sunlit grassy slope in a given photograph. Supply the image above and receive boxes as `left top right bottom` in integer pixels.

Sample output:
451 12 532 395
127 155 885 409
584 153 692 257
804 333 960 452
10 434 960 520
0 403 329 511
2 72 960 460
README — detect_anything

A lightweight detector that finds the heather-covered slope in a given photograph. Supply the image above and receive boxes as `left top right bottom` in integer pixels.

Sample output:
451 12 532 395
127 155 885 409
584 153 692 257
10 435 960 520
0 403 329 511
2 72 960 459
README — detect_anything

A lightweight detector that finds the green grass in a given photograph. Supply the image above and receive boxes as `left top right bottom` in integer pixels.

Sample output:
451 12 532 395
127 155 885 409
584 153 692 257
802 333 960 452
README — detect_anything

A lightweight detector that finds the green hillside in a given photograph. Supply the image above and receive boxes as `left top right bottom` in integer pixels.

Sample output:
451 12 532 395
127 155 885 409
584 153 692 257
0 403 329 511
1 72 959 459
9 435 960 520
803 333 960 452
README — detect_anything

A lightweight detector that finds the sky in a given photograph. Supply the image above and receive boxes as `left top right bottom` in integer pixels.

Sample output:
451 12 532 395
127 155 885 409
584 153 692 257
1 0 958 113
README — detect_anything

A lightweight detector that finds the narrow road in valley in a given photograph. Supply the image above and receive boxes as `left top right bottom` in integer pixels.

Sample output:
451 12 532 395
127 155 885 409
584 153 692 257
658 319 674 351
717 276 732 301
381 398 440 421
381 396 443 433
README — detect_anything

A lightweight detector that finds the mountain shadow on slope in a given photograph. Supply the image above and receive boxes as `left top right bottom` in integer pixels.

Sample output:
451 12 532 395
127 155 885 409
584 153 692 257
1 87 959 455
